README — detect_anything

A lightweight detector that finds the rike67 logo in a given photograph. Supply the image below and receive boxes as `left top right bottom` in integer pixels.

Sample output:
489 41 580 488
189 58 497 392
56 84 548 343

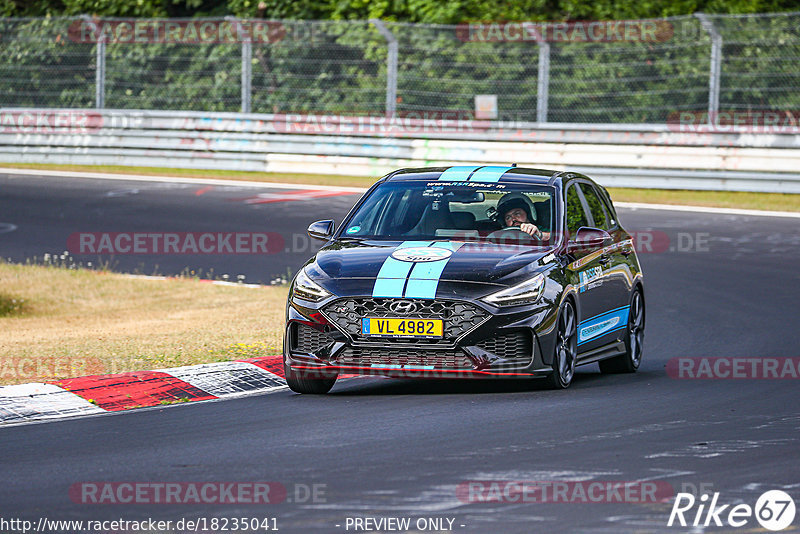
668 490 796 531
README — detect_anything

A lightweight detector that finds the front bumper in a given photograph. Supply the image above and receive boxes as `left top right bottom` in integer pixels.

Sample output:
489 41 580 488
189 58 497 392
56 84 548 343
284 294 555 379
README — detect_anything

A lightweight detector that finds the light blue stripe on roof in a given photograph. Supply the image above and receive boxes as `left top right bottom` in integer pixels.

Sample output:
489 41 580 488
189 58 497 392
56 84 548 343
437 166 482 181
469 166 514 183
372 241 433 298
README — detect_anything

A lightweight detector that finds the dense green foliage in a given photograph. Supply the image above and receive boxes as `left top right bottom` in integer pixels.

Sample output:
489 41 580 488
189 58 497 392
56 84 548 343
0 2 797 122
2 0 799 21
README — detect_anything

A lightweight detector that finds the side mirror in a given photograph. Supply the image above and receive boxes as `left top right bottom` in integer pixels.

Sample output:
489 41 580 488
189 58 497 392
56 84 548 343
307 220 335 241
567 227 612 254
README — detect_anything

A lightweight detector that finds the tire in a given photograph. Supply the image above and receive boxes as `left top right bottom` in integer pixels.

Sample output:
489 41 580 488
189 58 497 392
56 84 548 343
599 288 645 374
547 300 578 389
284 363 337 394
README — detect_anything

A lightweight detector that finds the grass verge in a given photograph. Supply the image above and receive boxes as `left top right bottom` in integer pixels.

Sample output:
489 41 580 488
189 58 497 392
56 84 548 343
0 261 288 386
2 162 797 212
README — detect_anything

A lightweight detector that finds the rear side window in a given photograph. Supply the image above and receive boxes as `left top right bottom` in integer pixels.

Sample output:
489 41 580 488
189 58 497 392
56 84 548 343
578 183 610 230
565 184 588 237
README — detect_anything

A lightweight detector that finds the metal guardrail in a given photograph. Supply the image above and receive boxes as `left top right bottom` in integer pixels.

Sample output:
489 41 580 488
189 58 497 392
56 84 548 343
2 109 799 193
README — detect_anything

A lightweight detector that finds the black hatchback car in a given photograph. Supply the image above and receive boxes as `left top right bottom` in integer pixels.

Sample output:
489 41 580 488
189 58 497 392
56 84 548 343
283 166 645 393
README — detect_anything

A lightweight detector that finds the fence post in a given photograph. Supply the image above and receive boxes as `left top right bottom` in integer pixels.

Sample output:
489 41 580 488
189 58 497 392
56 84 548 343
537 40 550 123
227 17 252 113
370 19 397 118
96 37 106 109
241 37 252 113
81 16 105 109
695 13 721 124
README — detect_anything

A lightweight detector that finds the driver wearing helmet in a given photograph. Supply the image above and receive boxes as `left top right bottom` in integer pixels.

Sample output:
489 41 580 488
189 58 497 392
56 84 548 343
494 192 551 240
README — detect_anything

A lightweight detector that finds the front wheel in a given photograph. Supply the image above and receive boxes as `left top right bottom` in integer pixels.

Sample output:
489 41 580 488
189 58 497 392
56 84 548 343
599 288 645 374
284 364 337 394
547 300 577 389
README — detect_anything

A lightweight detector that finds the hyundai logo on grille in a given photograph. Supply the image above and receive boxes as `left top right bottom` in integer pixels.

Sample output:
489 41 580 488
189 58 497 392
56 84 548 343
389 300 418 314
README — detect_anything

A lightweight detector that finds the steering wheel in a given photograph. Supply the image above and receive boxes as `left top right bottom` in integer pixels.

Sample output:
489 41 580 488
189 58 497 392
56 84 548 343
487 226 540 241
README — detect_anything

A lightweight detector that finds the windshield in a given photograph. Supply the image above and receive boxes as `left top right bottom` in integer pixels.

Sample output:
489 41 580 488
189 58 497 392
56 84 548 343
341 181 557 245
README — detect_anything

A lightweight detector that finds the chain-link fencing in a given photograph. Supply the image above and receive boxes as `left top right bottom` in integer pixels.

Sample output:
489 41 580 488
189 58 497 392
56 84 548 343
0 12 798 124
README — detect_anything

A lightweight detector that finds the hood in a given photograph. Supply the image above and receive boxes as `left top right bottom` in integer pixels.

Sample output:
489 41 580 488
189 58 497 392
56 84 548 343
308 239 553 286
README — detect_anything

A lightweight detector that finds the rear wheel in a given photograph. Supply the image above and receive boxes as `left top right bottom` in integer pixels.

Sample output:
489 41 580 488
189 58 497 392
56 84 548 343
599 288 645 374
284 364 337 394
547 300 577 389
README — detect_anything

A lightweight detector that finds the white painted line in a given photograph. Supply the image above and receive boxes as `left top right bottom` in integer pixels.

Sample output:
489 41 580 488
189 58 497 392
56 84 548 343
0 167 367 193
0 222 17 234
159 361 287 397
616 201 800 218
0 383 105 424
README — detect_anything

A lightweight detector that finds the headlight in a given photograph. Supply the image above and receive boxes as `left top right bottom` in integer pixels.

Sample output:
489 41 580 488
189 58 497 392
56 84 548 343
482 273 545 307
291 267 331 302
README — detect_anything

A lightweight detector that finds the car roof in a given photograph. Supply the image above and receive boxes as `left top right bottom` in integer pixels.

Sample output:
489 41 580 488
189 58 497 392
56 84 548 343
384 166 565 185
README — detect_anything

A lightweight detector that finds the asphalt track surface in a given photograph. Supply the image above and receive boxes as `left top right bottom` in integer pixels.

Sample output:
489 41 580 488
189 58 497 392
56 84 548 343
1 172 799 533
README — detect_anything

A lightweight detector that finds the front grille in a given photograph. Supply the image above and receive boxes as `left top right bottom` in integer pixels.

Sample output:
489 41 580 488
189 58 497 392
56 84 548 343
335 347 473 369
293 323 335 353
322 298 488 343
476 331 532 360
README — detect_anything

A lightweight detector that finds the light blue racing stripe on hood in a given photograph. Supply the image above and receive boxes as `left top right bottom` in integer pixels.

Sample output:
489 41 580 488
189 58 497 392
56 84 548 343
468 166 514 183
437 166 482 181
403 242 464 299
372 241 433 298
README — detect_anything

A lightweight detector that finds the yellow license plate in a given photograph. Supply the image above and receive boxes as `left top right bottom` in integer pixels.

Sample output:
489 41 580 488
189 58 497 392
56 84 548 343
361 318 443 338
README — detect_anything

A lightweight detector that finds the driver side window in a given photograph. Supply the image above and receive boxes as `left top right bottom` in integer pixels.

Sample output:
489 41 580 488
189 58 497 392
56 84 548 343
565 184 588 238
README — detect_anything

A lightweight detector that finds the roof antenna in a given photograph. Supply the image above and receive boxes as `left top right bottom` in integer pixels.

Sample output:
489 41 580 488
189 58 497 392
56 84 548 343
511 163 517 167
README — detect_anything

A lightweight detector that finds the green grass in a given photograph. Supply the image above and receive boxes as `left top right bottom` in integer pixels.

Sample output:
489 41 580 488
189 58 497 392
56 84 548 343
1 162 798 212
607 187 799 212
0 260 288 385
